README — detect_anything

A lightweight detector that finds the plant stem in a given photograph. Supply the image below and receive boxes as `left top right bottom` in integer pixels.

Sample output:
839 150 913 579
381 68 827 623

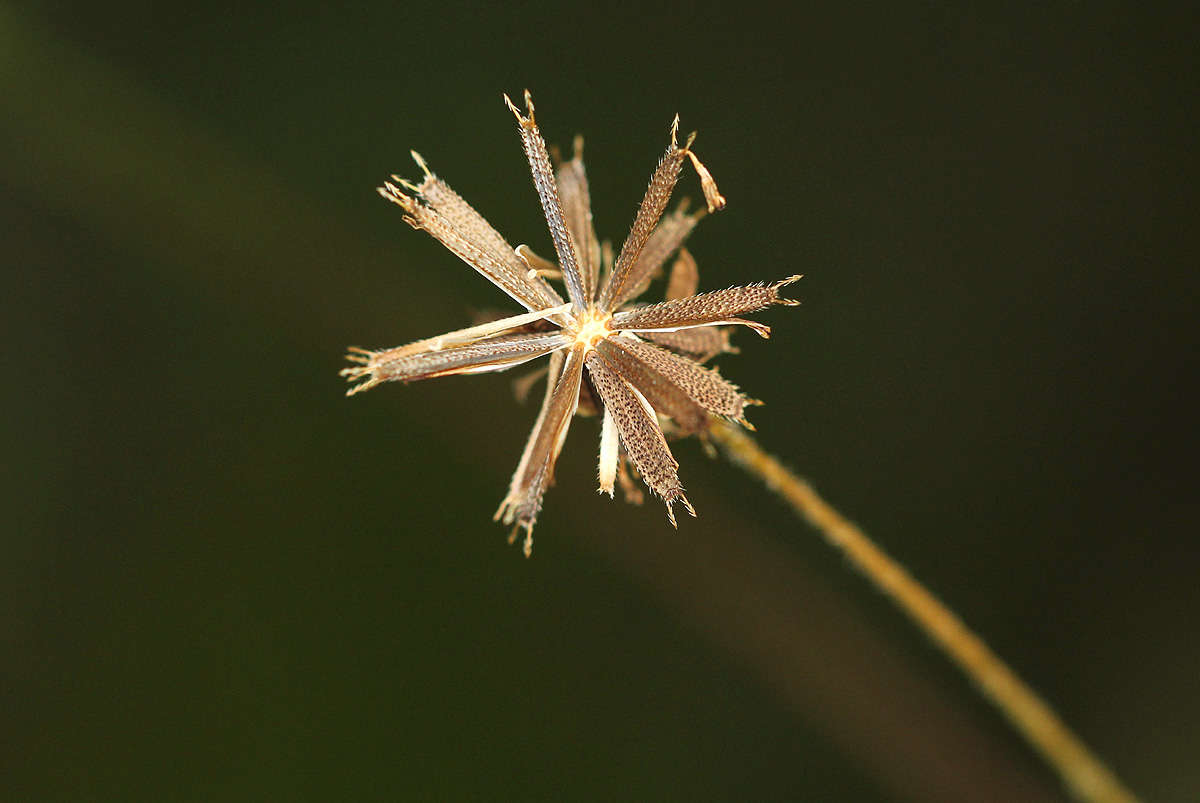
709 421 1141 803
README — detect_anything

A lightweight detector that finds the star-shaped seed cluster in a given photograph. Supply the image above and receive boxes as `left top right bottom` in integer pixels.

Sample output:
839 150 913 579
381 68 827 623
343 91 799 555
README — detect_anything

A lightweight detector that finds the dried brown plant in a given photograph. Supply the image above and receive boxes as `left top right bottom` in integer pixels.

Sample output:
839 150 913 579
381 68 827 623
338 91 1143 803
342 90 799 555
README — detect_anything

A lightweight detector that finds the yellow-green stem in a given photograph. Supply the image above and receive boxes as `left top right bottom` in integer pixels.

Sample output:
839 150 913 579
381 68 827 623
709 421 1140 803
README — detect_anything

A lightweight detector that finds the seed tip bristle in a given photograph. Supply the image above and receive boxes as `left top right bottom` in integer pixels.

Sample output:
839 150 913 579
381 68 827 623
378 182 412 207
773 274 804 305
502 92 522 120
410 150 431 177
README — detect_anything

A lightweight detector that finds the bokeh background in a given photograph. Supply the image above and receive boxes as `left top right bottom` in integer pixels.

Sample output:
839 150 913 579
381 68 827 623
3 3 1197 801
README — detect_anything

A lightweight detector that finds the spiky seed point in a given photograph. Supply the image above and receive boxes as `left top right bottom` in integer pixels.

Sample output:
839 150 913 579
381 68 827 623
376 185 399 204
772 274 804 305
502 93 521 121
410 150 432 177
390 174 423 194
665 493 697 527
503 90 536 127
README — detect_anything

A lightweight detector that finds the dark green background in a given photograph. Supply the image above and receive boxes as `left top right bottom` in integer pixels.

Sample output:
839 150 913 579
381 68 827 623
4 3 1196 801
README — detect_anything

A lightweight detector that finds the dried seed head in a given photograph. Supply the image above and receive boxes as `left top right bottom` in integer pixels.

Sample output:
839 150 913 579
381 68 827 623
342 92 799 553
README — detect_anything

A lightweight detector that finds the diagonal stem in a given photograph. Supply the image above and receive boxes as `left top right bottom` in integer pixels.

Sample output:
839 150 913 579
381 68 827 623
708 420 1142 803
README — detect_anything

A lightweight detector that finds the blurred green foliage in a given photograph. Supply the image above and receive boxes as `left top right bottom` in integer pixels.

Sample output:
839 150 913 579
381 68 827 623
3 3 1197 800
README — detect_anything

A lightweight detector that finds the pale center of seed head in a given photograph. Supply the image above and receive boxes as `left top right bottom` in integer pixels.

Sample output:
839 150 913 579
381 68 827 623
572 311 613 352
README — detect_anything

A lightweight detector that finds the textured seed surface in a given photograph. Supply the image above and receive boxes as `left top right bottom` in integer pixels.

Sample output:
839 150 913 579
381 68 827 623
643 327 732 363
604 337 747 422
595 340 711 435
612 284 783 331
585 351 685 507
